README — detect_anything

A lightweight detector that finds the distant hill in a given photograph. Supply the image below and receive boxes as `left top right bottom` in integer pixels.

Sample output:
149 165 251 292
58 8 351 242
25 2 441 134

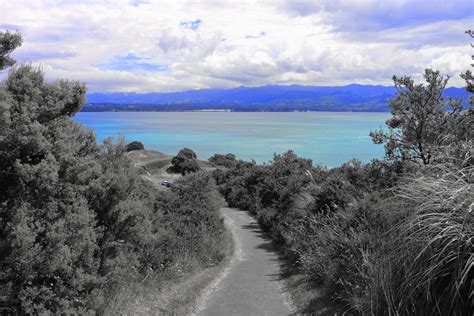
84 84 468 112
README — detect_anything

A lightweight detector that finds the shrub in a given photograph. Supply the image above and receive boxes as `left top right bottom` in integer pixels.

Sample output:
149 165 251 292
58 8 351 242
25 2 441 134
170 148 200 175
208 153 237 168
126 141 145 151
214 146 473 314
0 63 226 314
0 64 102 313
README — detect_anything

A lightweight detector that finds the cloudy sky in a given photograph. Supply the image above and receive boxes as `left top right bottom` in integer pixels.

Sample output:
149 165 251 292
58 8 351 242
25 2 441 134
1 0 473 92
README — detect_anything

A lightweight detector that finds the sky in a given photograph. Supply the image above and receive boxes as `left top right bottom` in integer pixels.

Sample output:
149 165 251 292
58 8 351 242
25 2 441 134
1 0 473 92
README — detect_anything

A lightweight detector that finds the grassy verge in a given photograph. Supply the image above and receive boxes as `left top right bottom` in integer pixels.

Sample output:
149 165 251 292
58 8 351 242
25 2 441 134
280 264 342 315
102 153 235 315
103 218 234 315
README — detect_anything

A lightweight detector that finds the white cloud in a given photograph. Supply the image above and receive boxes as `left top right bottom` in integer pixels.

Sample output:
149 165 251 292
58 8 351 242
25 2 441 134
1 0 471 92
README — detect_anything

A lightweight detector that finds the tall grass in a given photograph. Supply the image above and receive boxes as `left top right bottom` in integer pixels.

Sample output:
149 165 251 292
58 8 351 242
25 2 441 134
384 166 473 315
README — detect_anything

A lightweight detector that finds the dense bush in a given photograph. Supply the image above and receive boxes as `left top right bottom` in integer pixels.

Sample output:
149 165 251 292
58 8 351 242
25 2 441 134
215 152 472 315
170 147 200 175
0 63 102 313
208 153 238 168
126 141 145 151
161 172 226 266
213 69 473 315
0 34 226 314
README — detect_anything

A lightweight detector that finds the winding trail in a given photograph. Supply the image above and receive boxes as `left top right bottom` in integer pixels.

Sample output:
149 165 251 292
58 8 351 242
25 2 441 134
195 207 292 316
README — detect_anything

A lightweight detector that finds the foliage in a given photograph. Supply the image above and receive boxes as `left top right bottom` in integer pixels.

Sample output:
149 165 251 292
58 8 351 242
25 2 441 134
170 147 200 175
216 152 472 315
0 31 22 70
125 141 145 151
0 64 102 313
2 29 472 315
214 70 473 315
461 70 474 95
162 172 226 266
208 153 237 168
0 64 226 313
370 69 471 165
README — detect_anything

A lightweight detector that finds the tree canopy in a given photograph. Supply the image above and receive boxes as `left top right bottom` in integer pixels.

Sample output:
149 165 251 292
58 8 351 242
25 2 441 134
170 147 200 175
126 141 145 151
0 31 22 71
0 34 225 314
370 69 471 165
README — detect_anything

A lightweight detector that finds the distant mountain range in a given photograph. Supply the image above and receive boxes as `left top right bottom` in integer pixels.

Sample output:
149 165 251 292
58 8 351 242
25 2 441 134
84 84 468 112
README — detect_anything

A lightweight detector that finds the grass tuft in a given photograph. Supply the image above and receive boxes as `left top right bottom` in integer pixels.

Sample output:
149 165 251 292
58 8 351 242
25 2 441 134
384 166 473 315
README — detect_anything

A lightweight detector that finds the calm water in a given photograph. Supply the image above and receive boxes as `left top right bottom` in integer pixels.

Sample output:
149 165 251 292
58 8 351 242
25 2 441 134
74 111 389 167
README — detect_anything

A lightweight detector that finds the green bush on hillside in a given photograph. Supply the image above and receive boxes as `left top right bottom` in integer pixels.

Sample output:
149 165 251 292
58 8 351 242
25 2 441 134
209 153 238 168
170 147 201 175
0 32 226 314
126 141 145 151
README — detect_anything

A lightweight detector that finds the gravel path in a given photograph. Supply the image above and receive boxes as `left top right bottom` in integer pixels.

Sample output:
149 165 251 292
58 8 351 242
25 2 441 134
195 207 292 316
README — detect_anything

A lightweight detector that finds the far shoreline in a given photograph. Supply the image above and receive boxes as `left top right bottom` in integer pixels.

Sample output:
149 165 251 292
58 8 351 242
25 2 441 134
79 108 391 113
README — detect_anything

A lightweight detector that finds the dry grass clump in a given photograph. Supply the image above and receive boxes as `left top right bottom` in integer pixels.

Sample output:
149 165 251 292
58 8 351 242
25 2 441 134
384 166 473 315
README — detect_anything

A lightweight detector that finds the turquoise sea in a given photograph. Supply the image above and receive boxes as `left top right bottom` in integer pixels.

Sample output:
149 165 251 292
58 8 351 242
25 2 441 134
74 111 390 167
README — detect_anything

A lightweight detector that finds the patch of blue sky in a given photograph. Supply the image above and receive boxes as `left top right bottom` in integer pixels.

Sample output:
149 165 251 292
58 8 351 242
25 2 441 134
180 19 202 31
130 0 149 6
15 50 77 62
95 53 169 72
0 24 21 31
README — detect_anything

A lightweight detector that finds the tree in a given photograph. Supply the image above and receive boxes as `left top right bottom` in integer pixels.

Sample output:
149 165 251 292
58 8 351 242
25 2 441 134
0 33 228 314
126 141 145 151
208 153 237 168
0 31 22 70
0 64 102 313
170 148 200 175
461 30 474 102
370 69 469 165
0 48 152 313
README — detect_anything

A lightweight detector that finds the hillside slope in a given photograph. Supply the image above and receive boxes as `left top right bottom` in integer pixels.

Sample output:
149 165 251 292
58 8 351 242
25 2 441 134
85 84 468 112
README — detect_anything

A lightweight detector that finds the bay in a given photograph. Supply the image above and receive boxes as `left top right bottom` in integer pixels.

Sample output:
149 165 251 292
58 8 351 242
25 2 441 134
74 111 390 167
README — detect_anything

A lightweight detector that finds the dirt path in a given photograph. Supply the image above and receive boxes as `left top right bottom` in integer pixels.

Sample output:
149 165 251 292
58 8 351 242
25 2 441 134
195 207 293 316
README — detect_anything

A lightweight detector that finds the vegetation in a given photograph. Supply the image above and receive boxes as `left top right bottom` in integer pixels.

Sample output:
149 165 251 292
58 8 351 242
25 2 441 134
126 141 145 151
1 28 472 315
0 31 21 69
170 147 201 175
370 69 471 165
212 69 473 315
383 166 472 315
0 32 226 314
208 153 238 168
